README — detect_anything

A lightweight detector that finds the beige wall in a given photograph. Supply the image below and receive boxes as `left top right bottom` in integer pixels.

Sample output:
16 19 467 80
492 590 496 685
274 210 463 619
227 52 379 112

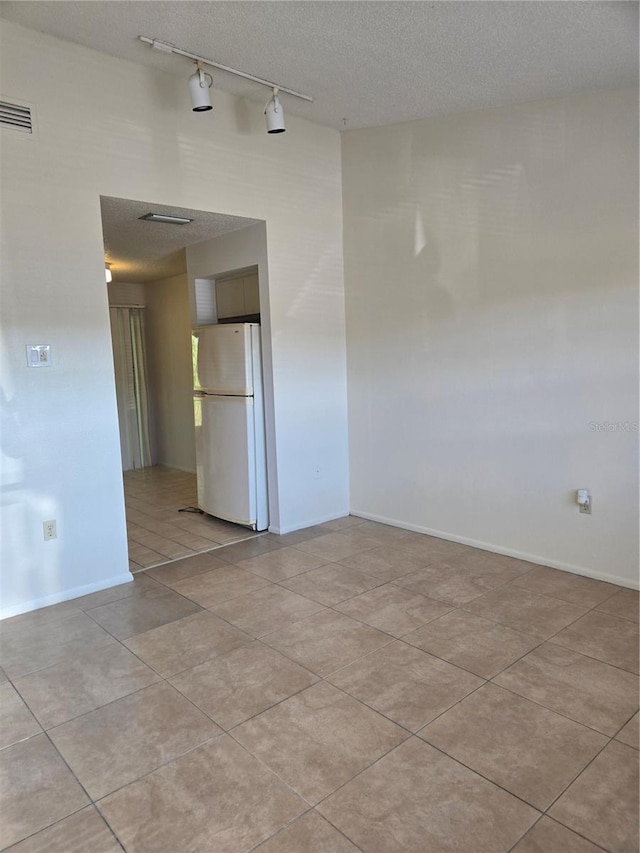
0 22 347 616
145 274 195 473
342 88 639 587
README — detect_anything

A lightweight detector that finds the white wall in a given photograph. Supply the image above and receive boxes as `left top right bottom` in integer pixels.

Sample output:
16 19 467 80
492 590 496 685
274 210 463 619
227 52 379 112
145 273 196 473
342 88 639 588
0 22 348 617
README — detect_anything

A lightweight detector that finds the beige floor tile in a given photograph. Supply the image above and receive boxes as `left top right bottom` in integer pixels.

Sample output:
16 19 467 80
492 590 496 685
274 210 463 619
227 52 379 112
451 550 535 576
234 547 327 581
262 609 393 677
98 736 306 853
494 642 640 736
335 583 452 637
167 518 222 541
85 586 201 640
343 520 414 546
596 587 639 623
128 529 170 546
463 586 589 640
169 530 229 552
71 574 161 611
395 533 473 563
172 522 247 547
0 602 78 636
337 545 431 581
209 585 325 637
295 532 376 562
6 806 122 853
551 610 639 674
0 682 41 748
13 643 160 729
328 641 483 731
160 561 238 590
124 610 251 677
511 817 604 853
144 551 229 585
615 711 639 749
395 562 527 607
0 734 89 849
266 525 339 547
403 609 540 678
419 683 607 809
256 810 359 852
170 642 318 730
214 536 283 563
512 566 621 608
280 563 384 606
0 611 116 679
125 547 166 568
320 515 366 532
549 740 639 853
170 566 270 608
317 737 538 853
328 527 384 550
49 681 220 799
233 681 407 803
135 537 195 560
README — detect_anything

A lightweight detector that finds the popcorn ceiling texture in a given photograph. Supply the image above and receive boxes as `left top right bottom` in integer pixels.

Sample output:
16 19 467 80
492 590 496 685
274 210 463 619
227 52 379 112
101 197 260 283
1 1 637 130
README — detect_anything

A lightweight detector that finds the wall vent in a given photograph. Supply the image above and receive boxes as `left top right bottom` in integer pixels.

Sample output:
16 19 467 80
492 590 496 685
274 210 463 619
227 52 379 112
0 100 33 134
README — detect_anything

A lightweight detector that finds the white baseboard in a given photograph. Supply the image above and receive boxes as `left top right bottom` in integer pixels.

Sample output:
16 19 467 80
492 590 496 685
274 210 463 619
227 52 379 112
350 509 640 591
269 510 350 536
0 572 134 620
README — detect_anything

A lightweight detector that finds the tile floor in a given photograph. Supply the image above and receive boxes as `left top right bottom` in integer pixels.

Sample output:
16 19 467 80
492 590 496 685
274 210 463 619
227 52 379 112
1 517 638 852
123 466 260 572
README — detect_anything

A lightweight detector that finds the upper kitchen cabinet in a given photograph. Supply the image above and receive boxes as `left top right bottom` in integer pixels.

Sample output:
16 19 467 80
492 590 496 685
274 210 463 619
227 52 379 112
216 272 260 321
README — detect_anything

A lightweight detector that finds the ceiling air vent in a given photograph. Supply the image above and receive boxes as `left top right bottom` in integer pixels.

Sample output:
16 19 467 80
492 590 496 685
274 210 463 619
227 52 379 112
0 100 33 134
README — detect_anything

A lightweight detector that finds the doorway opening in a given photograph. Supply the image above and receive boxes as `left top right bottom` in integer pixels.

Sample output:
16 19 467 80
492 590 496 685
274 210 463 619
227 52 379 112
100 196 273 573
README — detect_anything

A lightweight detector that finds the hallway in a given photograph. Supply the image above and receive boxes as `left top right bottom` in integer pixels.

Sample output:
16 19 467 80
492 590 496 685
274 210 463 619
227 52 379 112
124 467 259 572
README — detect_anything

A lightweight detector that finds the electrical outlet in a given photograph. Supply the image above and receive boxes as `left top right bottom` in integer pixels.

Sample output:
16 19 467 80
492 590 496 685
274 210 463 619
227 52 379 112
43 520 57 540
576 489 592 514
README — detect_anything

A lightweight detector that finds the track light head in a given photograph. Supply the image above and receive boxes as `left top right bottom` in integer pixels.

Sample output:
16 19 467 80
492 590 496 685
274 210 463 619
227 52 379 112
265 88 285 134
188 61 213 112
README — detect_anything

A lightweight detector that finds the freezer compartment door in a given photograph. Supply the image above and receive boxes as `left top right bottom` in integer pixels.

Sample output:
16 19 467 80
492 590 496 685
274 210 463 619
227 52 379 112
193 324 255 396
195 394 257 528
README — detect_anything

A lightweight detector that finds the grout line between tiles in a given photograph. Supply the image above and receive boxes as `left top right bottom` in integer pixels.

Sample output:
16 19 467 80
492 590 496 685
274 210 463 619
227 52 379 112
505 813 611 853
0 803 126 853
537 733 619 830
90 729 223 807
4 487 637 851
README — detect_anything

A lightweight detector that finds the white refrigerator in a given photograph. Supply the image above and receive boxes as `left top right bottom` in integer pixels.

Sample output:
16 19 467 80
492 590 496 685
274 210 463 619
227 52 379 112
192 323 268 531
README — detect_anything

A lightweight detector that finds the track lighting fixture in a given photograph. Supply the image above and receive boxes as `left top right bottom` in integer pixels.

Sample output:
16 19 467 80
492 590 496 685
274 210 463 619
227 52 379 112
188 61 213 112
105 263 112 283
139 36 313 135
265 88 285 134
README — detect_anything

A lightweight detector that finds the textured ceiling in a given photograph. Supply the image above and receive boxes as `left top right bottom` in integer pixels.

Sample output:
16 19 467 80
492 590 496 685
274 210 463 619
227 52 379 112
2 1 637 130
11 2 638 282
100 197 260 283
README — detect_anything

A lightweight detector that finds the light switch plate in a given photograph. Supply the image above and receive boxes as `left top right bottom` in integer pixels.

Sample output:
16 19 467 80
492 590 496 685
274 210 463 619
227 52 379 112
26 345 51 367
